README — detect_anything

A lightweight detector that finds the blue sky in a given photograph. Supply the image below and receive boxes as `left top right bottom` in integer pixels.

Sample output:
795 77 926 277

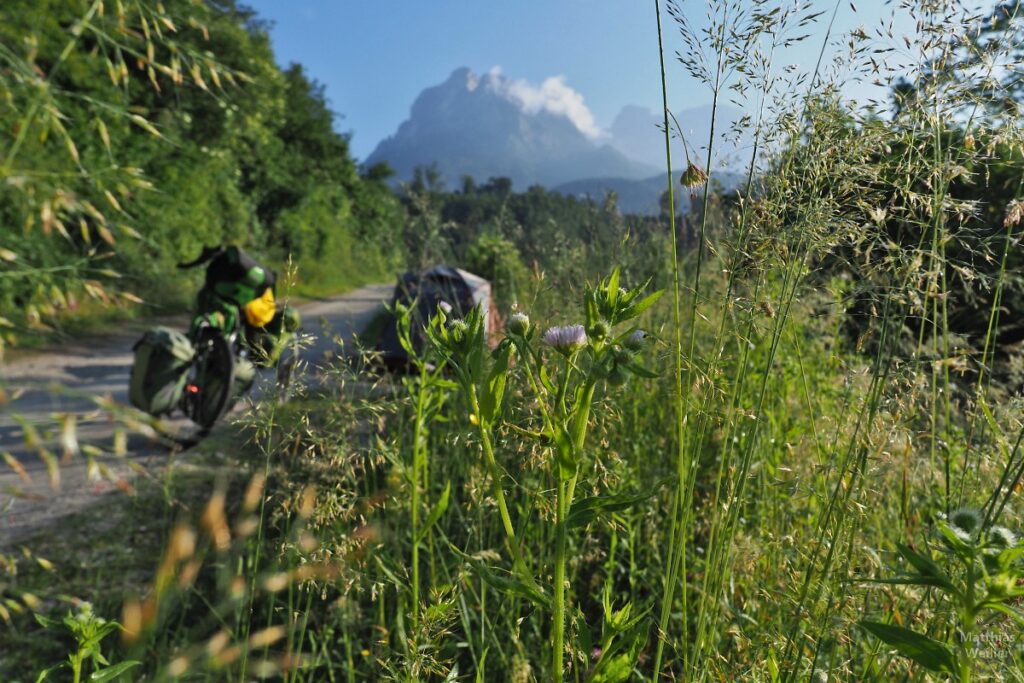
244 0 919 160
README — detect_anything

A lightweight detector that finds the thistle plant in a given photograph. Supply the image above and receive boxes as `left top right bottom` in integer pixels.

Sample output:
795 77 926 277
430 268 661 681
391 301 453 631
35 602 139 683
427 303 523 572
861 509 1024 682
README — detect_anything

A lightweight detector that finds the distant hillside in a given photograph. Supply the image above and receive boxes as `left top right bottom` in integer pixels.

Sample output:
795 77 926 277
607 103 749 170
365 68 659 189
554 170 745 216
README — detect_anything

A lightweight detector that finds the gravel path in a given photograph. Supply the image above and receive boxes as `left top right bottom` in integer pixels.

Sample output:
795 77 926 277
0 283 390 547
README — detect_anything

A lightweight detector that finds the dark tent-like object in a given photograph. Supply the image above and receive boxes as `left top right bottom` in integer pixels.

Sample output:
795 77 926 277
376 265 497 370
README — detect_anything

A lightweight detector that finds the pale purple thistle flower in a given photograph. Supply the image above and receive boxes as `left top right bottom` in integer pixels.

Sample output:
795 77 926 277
543 325 587 353
439 301 453 314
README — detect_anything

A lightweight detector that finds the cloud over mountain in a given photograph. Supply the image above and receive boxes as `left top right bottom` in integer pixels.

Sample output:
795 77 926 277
365 67 655 189
489 68 605 140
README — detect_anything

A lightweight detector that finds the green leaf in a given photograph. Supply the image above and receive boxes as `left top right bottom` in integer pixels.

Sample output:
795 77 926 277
621 289 664 320
33 613 59 629
576 607 594 662
568 490 652 528
936 521 975 557
625 360 659 379
896 544 957 593
591 604 649 682
996 544 1024 568
415 482 451 543
36 665 61 682
978 398 1007 458
983 602 1024 626
478 343 511 425
373 556 406 589
552 427 577 481
539 364 556 394
89 661 142 682
860 576 962 591
474 648 489 683
586 293 600 329
767 649 781 683
590 653 633 683
607 268 621 304
859 621 957 673
467 559 550 610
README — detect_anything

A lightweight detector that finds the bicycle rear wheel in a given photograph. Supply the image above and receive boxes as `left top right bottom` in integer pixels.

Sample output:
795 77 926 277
183 327 236 431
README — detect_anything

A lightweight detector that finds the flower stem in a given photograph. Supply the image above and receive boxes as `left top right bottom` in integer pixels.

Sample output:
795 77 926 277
651 0 689 676
410 369 430 628
468 384 524 571
552 475 570 683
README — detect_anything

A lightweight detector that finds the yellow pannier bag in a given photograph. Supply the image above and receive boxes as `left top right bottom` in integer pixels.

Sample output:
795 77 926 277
243 288 276 328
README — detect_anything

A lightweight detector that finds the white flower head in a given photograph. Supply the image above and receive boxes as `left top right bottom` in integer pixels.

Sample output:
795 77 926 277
439 301 453 314
950 508 983 537
989 526 1018 548
543 324 587 354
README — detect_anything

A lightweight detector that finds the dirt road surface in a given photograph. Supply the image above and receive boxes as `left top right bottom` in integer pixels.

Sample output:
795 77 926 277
0 283 390 547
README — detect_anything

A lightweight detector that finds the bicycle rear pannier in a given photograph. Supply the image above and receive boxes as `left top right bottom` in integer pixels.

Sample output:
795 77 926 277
129 326 195 416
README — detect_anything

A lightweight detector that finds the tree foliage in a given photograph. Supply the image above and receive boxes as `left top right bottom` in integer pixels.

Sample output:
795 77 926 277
0 0 401 343
397 175 671 311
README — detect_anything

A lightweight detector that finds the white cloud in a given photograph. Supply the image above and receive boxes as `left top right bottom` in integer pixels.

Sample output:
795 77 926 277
484 67 605 140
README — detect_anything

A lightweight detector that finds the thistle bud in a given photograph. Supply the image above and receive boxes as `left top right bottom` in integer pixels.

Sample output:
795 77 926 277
589 319 611 340
606 363 628 387
950 508 982 538
448 319 468 343
624 329 647 351
507 312 530 336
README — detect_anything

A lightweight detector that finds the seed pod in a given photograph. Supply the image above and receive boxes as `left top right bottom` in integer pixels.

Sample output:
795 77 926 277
680 162 708 189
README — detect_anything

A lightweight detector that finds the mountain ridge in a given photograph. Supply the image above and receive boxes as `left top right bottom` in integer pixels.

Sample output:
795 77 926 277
366 68 658 189
365 67 749 213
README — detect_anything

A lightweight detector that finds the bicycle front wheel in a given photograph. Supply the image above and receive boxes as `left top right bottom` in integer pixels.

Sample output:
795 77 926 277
184 327 236 431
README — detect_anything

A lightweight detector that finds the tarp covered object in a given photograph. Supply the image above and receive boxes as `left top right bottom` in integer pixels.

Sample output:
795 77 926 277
376 265 498 370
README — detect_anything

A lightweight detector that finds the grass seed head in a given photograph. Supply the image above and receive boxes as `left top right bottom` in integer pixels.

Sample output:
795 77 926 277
243 473 265 512
1004 199 1023 228
201 490 231 551
680 162 709 189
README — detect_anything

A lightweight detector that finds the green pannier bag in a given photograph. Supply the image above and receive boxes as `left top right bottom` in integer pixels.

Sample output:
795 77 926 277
129 326 195 416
